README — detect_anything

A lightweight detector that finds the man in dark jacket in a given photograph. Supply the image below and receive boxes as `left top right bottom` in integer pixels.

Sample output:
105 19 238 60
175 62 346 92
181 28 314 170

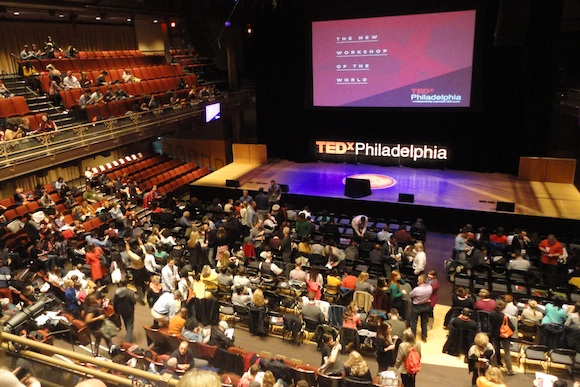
113 278 137 342
208 321 235 348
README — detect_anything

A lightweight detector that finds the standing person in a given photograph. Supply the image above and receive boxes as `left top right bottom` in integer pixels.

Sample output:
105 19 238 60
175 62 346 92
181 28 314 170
85 244 105 287
280 226 293 264
318 334 344 376
376 322 398 372
161 258 180 293
84 294 112 357
467 333 495 386
125 239 147 303
539 234 564 288
267 180 282 207
410 242 427 275
489 300 516 375
409 274 433 343
427 270 440 329
113 278 137 343
388 270 407 318
394 328 421 387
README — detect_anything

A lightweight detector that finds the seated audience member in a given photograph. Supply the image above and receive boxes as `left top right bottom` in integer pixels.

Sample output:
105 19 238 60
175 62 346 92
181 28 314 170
502 294 518 318
453 287 475 309
79 72 92 89
238 364 262 387
13 187 29 205
182 318 208 342
232 266 251 289
344 351 372 382
343 302 361 329
326 269 342 287
63 71 81 89
451 308 478 331
168 308 189 336
476 366 506 387
170 341 209 371
507 249 531 271
520 299 543 326
232 286 253 307
541 299 567 325
114 84 130 100
122 69 141 83
355 272 374 294
208 320 235 348
217 266 233 286
301 292 326 324
341 270 358 290
37 115 58 134
90 89 104 104
565 302 580 329
96 70 110 86
22 61 42 94
289 261 307 282
258 251 283 276
474 289 496 312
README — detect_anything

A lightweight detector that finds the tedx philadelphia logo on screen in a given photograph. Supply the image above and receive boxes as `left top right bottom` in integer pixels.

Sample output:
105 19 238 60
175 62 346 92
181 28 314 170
410 88 462 104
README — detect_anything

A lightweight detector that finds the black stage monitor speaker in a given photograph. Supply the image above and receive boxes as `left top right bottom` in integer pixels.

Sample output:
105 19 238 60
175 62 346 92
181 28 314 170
496 201 515 213
344 178 371 198
280 184 290 193
398 193 415 203
225 179 240 188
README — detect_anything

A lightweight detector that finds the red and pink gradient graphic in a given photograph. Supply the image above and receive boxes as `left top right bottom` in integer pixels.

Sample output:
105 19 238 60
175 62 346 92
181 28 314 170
312 10 476 107
342 174 396 189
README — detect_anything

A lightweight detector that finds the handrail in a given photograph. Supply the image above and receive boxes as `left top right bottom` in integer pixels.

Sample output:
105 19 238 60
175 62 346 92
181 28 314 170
0 331 178 386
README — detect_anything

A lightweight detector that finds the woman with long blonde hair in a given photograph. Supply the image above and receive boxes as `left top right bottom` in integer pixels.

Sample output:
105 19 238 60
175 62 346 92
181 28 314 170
344 351 372 381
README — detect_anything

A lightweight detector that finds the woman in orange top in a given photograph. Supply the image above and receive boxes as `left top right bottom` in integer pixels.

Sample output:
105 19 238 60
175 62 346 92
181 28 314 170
85 244 105 285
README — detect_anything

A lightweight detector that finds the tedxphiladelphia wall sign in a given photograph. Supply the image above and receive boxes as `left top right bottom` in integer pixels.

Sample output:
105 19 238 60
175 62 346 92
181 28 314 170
315 140 448 162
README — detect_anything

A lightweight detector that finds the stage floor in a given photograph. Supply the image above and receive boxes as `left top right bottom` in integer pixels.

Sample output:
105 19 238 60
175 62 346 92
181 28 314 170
193 160 580 220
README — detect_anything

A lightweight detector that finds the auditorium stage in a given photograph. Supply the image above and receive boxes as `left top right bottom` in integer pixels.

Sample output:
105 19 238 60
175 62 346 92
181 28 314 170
190 160 580 235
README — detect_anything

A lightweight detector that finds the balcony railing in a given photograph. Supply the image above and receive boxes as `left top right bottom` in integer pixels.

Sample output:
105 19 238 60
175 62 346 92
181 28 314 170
0 90 255 180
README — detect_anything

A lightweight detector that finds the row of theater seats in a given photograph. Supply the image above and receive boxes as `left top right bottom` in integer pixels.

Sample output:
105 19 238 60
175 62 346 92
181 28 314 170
0 96 32 118
102 154 167 181
39 63 187 99
18 52 163 73
78 50 146 59
90 152 147 176
109 158 181 183
0 154 145 212
58 74 196 109
1 158 210 249
81 77 198 121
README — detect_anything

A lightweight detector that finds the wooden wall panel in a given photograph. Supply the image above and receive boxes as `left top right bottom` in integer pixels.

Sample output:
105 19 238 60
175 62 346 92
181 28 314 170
519 156 576 183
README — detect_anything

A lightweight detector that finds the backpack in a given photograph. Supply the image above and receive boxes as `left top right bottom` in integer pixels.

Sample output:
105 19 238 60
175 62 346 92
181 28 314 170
405 346 421 375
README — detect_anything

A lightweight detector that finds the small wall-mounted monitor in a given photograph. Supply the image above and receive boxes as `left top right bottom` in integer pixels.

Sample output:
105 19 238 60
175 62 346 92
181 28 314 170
205 102 221 123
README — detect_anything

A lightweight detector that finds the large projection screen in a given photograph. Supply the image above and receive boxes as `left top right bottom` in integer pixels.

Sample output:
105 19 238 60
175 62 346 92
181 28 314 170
312 10 476 108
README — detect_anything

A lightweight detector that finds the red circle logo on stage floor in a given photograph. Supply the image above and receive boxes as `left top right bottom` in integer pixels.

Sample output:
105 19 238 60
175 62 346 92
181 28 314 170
342 174 396 189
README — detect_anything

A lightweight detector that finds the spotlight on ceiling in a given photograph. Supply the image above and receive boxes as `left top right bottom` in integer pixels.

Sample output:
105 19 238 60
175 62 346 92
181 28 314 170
59 14 64 18
170 21 176 28
13 11 19 16
153 19 158 23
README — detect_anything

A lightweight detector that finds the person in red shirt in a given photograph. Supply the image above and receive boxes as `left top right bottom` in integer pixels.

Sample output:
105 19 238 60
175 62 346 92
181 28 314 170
341 269 357 290
539 234 564 288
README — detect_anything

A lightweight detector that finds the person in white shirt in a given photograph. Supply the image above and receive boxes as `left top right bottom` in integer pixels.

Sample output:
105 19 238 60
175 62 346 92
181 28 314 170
161 258 180 292
351 215 368 237
144 245 161 275
411 242 427 275
62 71 81 89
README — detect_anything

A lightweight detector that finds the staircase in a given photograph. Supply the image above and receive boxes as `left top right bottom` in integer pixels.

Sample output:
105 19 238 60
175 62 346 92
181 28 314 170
1 73 75 127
